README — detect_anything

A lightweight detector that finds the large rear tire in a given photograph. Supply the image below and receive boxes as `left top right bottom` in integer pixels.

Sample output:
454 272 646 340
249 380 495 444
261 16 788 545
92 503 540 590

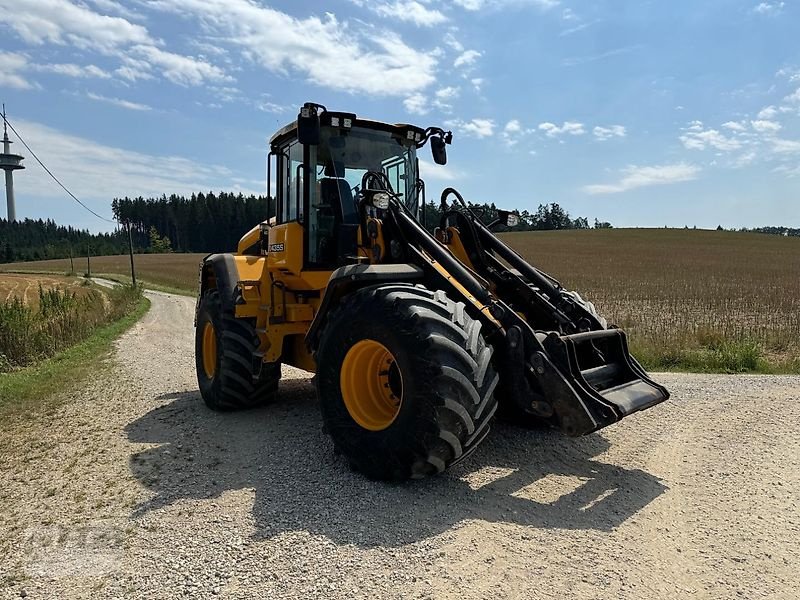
316 284 499 481
195 289 280 411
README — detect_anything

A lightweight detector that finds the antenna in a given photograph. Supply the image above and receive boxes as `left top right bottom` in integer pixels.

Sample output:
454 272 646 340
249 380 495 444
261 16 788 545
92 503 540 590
0 103 25 222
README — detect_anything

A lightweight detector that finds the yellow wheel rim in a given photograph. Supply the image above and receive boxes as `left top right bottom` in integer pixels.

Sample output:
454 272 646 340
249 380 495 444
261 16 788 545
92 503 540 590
340 339 403 431
201 321 217 379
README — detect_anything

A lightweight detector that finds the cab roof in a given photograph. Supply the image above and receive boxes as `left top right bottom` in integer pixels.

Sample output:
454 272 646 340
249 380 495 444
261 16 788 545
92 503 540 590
269 111 426 148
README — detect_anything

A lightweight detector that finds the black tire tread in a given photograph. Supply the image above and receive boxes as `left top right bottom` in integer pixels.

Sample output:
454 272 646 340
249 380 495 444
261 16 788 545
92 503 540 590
316 283 499 480
196 290 280 411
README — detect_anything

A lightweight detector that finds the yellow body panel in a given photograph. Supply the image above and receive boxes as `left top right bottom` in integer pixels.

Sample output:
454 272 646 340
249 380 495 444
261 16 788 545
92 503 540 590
443 226 476 271
267 223 304 276
210 217 483 376
236 223 262 255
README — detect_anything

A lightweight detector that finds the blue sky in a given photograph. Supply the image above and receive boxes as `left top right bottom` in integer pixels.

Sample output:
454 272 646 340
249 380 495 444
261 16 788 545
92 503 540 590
0 0 798 232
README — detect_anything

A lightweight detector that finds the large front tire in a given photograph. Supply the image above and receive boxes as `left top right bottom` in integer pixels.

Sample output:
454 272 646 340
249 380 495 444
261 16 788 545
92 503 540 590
195 289 280 411
316 284 499 481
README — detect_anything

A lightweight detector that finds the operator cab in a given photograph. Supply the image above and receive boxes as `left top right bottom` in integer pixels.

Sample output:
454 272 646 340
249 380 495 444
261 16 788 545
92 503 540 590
267 103 450 269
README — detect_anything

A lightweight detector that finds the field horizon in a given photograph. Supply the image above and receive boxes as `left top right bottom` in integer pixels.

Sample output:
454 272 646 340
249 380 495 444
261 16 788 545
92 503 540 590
3 228 798 373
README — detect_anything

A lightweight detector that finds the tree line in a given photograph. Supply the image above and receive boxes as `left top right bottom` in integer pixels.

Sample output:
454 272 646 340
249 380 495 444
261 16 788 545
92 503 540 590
5 191 610 263
5 189 798 265
0 218 127 263
112 191 611 253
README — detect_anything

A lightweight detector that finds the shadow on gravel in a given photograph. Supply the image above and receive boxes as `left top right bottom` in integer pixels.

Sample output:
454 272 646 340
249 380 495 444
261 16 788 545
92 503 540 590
125 377 666 547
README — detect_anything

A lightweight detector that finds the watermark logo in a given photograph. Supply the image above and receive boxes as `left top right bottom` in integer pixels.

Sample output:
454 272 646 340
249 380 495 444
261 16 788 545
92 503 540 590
20 521 126 577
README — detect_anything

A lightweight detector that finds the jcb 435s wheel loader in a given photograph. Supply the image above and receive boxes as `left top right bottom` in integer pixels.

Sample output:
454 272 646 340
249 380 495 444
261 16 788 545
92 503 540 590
195 102 669 481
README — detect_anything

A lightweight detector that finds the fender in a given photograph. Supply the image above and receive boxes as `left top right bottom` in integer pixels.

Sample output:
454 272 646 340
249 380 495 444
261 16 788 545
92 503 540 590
197 253 240 318
305 263 424 351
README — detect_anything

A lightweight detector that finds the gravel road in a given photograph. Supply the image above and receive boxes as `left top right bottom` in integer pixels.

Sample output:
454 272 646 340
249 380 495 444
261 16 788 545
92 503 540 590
1 290 798 599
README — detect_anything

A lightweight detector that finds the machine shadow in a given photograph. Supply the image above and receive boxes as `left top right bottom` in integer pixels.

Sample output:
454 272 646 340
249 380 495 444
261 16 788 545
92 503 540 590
125 376 666 548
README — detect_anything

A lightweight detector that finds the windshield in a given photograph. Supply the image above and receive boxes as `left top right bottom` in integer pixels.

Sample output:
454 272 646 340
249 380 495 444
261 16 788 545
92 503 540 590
316 126 419 213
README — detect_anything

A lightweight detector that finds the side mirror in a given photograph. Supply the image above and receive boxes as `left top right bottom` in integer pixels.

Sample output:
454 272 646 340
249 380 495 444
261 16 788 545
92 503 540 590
431 136 447 165
297 105 320 145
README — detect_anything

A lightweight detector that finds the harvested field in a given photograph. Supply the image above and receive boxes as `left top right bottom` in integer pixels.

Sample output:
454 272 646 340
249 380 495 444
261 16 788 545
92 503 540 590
0 273 95 309
501 229 800 371
2 229 798 371
0 254 206 294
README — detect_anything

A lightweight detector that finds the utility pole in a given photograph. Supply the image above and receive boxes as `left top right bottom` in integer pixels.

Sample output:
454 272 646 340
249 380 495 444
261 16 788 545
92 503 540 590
86 243 91 278
126 221 137 287
68 245 74 275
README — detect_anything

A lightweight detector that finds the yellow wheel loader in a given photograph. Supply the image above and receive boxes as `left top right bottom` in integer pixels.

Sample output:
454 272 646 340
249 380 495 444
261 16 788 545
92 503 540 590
195 102 669 481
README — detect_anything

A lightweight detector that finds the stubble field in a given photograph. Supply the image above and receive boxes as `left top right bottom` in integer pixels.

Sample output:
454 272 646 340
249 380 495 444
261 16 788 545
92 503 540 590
0 273 96 309
2 228 798 372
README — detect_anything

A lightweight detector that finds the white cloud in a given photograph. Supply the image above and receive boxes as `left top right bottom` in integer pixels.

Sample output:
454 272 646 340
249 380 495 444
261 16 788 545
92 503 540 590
453 0 560 11
753 2 785 15
132 45 229 86
32 63 111 79
0 0 151 51
10 118 238 206
443 32 464 52
446 118 495 138
148 0 437 96
772 139 800 154
501 119 528 146
560 21 591 37
255 101 289 114
470 77 484 92
418 158 461 181
680 125 743 151
773 163 800 177
757 105 778 119
86 92 152 111
593 125 626 141
85 0 143 21
735 151 758 167
404 93 428 115
357 1 448 27
0 0 229 87
538 121 585 138
454 50 481 68
751 119 782 134
0 52 35 89
777 66 800 82
784 88 800 104
722 121 747 132
562 45 641 67
434 86 459 111
583 163 700 195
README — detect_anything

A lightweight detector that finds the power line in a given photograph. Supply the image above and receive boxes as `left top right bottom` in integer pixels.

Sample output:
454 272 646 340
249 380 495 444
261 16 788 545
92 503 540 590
2 115 116 223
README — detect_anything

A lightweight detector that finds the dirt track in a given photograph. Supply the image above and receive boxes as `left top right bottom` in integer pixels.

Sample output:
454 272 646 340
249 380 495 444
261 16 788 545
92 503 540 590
1 291 798 599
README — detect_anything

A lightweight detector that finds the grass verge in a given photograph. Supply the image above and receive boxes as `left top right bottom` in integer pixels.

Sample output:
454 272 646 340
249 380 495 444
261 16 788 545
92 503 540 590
0 294 150 417
631 338 800 374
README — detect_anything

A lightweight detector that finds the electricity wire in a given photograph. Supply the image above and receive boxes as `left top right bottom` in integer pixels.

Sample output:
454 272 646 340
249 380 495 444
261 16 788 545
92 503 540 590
2 114 116 224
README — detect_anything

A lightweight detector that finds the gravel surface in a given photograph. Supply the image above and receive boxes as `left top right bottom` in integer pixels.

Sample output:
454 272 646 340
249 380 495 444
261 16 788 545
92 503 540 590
1 290 798 599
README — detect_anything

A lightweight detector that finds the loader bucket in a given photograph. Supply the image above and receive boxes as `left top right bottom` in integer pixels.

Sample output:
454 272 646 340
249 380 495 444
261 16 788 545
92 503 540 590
534 328 669 436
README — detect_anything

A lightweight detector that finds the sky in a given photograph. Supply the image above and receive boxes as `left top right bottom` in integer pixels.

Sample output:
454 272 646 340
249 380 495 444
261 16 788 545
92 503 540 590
0 0 798 232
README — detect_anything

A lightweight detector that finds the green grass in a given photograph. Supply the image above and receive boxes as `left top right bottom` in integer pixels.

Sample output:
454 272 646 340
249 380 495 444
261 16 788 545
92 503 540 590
0 294 150 417
1 283 143 370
